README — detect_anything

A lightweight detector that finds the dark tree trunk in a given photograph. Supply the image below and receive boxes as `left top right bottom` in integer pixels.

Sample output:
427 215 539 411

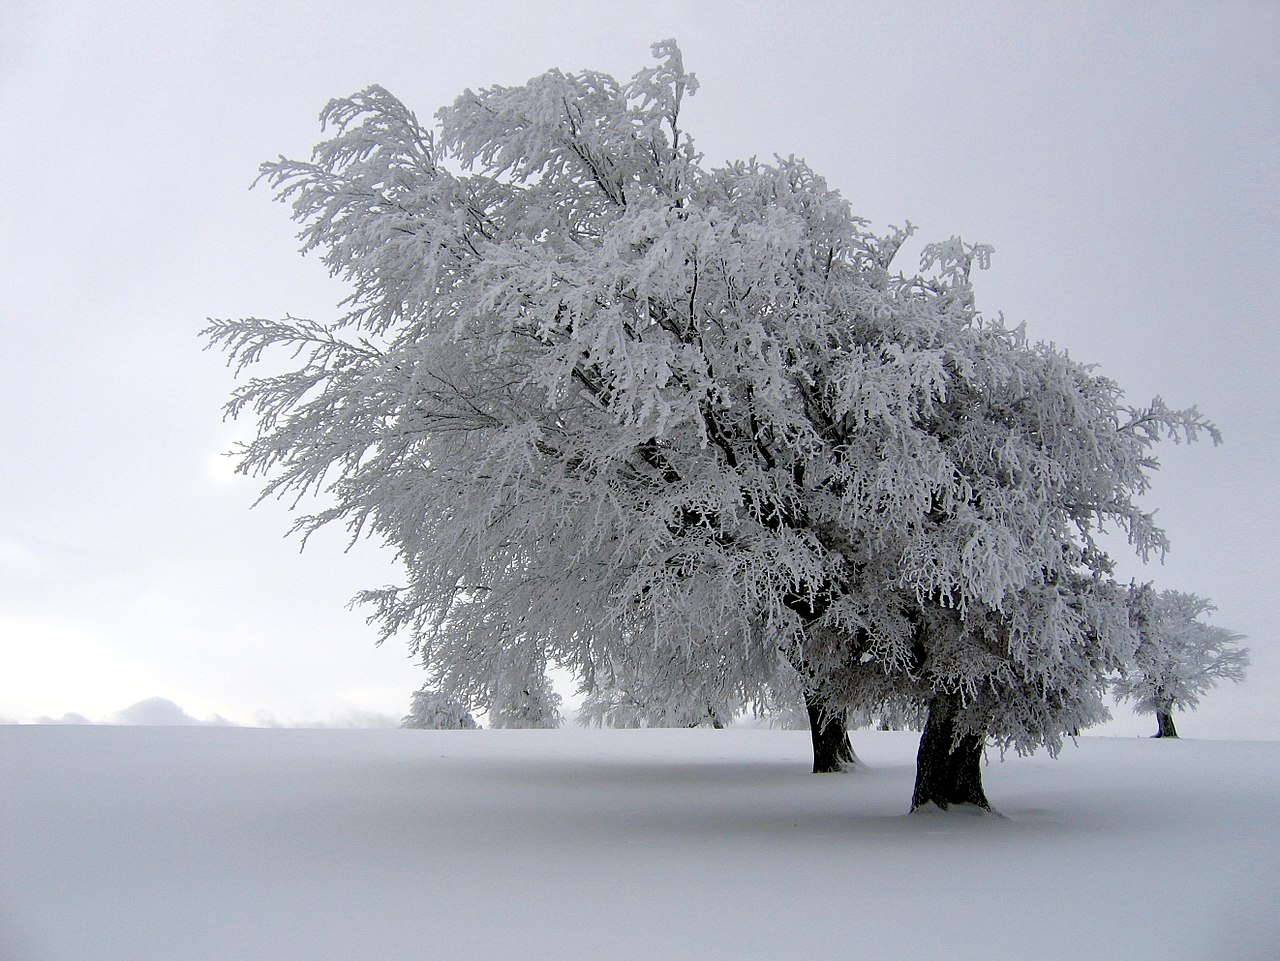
1153 710 1179 738
910 692 989 812
804 692 858 773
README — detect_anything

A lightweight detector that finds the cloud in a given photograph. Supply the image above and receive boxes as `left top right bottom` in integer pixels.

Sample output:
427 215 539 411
19 698 399 728
23 699 232 726
110 697 234 726
34 712 94 725
251 707 400 729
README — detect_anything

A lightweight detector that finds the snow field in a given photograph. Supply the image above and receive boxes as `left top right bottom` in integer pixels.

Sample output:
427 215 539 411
2 726 1277 960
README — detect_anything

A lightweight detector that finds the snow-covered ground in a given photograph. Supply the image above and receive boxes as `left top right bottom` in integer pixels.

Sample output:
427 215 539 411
2 726 1276 961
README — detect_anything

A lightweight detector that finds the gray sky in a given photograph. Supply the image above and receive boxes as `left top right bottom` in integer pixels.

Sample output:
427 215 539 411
2 0 1276 735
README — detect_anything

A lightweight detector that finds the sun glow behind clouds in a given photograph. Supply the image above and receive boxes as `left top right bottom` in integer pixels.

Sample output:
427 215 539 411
0 615 168 721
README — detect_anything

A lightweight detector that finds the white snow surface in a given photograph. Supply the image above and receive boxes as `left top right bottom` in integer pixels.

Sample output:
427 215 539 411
2 726 1277 961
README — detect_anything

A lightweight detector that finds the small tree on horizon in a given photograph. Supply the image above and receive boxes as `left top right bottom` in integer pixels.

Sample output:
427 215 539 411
476 642 564 729
1116 586 1248 738
575 645 739 729
402 686 478 730
486 672 564 730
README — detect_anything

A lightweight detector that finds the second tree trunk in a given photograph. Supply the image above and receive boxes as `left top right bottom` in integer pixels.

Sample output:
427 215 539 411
805 693 858 773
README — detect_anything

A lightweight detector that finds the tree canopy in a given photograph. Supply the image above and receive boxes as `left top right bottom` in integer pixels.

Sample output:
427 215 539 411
206 41 1218 810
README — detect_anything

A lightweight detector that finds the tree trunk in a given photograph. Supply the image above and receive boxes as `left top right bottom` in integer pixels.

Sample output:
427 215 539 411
910 692 989 812
1153 710 1179 738
804 692 858 773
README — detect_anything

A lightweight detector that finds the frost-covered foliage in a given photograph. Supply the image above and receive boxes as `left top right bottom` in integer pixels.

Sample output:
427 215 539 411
205 41 1217 789
402 686 478 730
1116 586 1248 729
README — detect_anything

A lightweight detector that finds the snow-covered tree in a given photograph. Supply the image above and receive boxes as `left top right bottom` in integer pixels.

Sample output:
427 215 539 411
204 41 852 765
577 687 729 729
862 326 1215 809
575 643 739 728
1116 586 1248 738
205 41 1216 811
402 686 478 730
485 646 563 729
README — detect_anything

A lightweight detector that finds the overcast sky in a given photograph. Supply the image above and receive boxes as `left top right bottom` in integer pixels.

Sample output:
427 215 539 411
2 0 1276 735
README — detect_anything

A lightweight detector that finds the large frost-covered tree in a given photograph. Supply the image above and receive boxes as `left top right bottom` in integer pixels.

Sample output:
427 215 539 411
1116 586 1248 738
205 41 1216 811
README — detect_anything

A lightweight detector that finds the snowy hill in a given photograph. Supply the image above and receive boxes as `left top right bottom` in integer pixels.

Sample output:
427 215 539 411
2 726 1277 960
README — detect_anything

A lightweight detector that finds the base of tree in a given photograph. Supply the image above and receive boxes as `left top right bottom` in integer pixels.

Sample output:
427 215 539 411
910 693 989 812
805 697 859 773
910 801 1003 818
1152 711 1179 738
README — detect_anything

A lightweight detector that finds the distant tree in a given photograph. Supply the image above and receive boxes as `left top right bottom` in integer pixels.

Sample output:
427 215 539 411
1116 586 1248 738
577 686 730 729
205 41 1216 811
575 645 738 728
485 646 563 729
402 686 478 730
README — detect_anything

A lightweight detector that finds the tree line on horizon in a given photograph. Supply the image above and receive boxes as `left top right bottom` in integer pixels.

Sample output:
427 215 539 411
402 581 1247 743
